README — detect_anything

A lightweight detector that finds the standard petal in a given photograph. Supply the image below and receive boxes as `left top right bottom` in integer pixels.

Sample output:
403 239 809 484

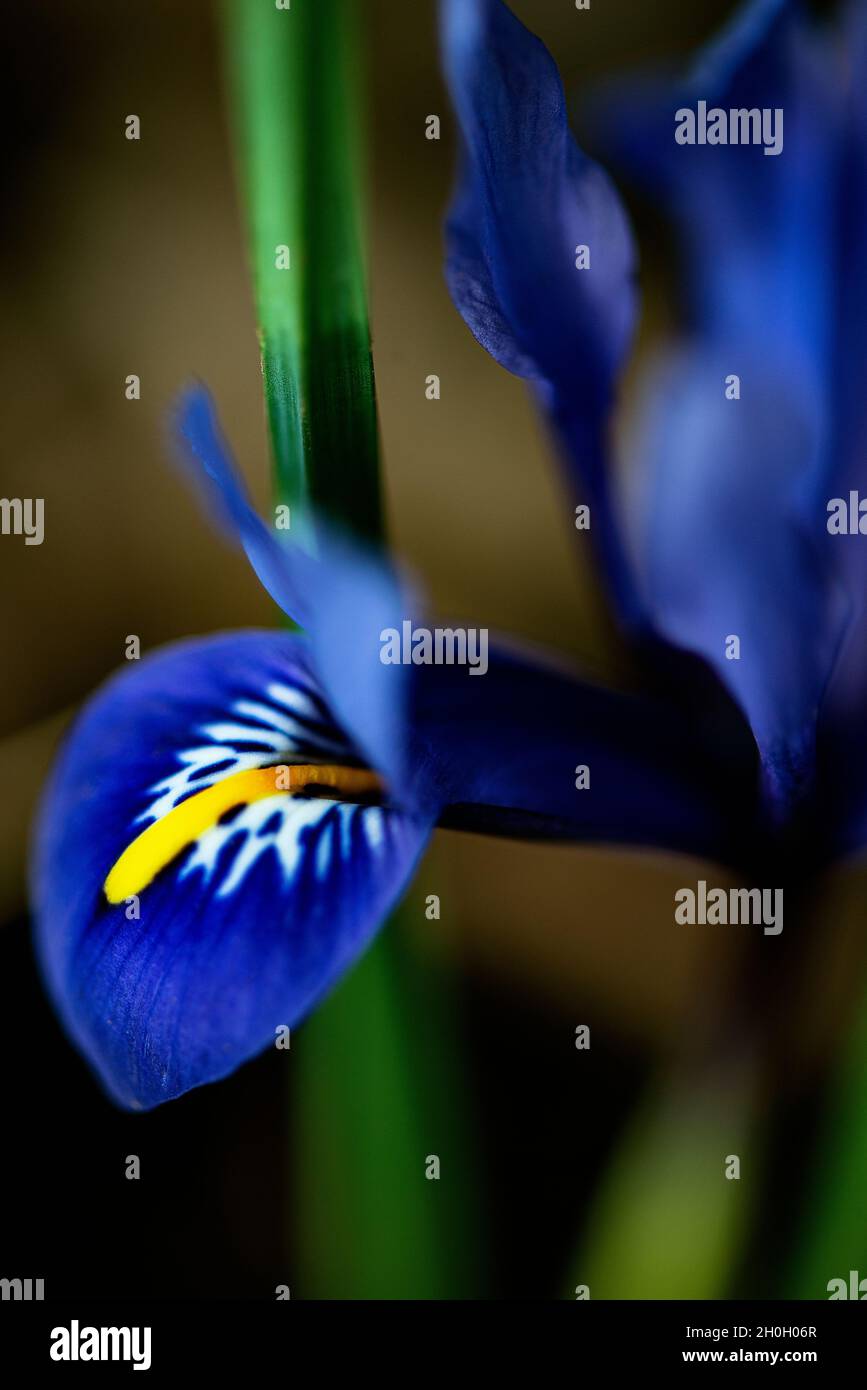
176 386 313 628
819 0 867 838
440 0 637 400
407 643 761 867
32 630 431 1110
440 0 643 626
591 0 838 392
588 0 848 813
836 0 867 496
626 345 847 815
817 2 867 717
174 385 418 795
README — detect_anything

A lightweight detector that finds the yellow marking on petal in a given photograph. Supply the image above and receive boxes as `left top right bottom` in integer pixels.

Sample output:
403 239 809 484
103 763 382 904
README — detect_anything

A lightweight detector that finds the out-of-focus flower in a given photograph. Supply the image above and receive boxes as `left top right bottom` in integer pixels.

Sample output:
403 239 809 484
441 0 866 831
31 388 745 1110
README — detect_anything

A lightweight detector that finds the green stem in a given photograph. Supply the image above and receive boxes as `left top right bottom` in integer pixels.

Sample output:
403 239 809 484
788 978 867 1296
571 1062 757 1300
221 0 479 1298
222 0 381 538
296 917 480 1299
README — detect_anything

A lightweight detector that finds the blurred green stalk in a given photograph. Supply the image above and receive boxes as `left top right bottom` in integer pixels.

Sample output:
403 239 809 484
221 0 478 1298
296 917 480 1299
572 1065 757 1300
789 978 867 1297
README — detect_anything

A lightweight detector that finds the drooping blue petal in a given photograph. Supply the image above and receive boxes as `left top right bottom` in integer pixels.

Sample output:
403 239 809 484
440 0 643 626
32 618 758 1114
626 344 847 814
409 642 761 866
32 630 433 1110
175 385 419 796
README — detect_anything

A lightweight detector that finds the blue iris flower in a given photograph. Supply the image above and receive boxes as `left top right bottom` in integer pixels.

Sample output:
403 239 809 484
441 0 865 829
31 387 745 1110
34 0 857 1113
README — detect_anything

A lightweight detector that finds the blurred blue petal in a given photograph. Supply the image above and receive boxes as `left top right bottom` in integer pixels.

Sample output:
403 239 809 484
836 0 867 490
585 0 852 811
819 2 867 721
590 0 837 390
627 345 847 813
440 0 643 625
821 0 867 857
32 631 433 1110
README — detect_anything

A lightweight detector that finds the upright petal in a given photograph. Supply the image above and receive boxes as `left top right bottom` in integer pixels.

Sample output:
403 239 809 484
440 0 643 625
816 2 867 831
441 0 637 398
32 631 432 1109
592 0 837 379
818 1 867 717
591 0 847 812
176 386 312 628
174 385 419 795
626 345 847 815
835 0 867 495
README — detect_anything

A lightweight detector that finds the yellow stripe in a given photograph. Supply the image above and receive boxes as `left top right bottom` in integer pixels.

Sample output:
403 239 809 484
103 764 382 904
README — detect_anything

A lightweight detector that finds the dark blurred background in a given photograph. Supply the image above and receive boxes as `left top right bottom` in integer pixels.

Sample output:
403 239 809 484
0 0 860 1300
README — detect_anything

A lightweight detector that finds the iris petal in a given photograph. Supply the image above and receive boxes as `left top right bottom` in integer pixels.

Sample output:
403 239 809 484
409 643 760 865
32 630 432 1110
176 387 312 628
440 0 636 398
836 0 867 497
585 0 847 810
627 346 847 814
592 0 835 360
32 623 763 1112
175 385 418 796
817 2 867 722
440 0 642 625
